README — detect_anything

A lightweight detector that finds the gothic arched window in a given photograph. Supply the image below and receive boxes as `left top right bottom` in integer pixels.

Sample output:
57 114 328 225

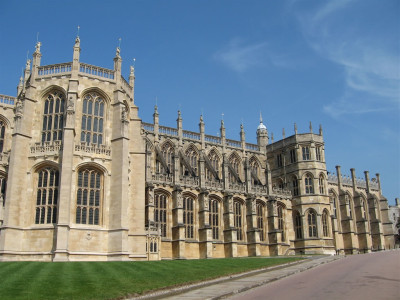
81 93 105 145
250 158 261 185
360 198 367 219
229 154 241 183
157 143 174 174
35 167 59 224
206 150 220 181
292 176 299 196
234 200 244 241
154 192 167 237
256 202 265 241
278 204 285 241
41 91 65 143
184 147 198 176
183 195 195 239
319 175 325 194
322 210 329 237
209 198 220 240
0 174 6 207
305 174 314 194
76 168 102 225
0 120 5 153
294 210 302 239
308 209 318 238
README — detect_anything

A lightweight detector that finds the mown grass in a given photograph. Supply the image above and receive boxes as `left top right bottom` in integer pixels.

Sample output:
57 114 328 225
0 257 303 300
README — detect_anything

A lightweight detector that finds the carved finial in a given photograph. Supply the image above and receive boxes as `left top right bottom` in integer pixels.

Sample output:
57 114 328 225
178 110 182 120
319 124 323 136
130 65 135 76
309 121 313 133
154 104 158 114
240 123 244 131
294 123 298 134
35 41 41 53
116 38 122 57
282 128 285 138
25 58 31 69
200 114 203 123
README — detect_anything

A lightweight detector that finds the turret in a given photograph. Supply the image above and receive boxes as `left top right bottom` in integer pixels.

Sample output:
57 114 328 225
256 112 268 149
129 65 135 102
31 41 42 82
240 123 245 149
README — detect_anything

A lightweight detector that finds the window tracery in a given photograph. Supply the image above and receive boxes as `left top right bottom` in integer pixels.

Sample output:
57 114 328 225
256 202 264 241
308 209 317 238
294 210 302 239
76 168 102 225
0 120 5 153
41 91 65 144
154 192 167 237
322 210 329 237
234 200 243 241
206 150 220 181
183 195 194 239
35 167 59 224
81 93 104 145
209 197 220 240
305 174 314 194
277 204 285 241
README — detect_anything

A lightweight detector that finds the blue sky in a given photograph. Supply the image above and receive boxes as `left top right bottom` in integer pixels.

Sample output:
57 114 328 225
0 0 399 204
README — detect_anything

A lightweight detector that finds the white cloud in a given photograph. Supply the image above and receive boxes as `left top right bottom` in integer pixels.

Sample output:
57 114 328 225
214 38 306 72
213 39 268 72
293 0 400 117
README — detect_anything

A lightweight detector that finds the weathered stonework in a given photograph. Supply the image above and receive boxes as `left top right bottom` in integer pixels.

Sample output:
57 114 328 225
0 38 395 261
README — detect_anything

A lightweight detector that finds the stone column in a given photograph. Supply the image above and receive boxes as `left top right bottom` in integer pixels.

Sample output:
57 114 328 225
198 189 212 258
172 185 185 259
223 192 237 257
267 197 279 255
246 194 260 256
53 83 77 261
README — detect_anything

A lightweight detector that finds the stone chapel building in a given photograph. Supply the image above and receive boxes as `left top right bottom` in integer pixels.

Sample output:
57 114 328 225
0 37 395 261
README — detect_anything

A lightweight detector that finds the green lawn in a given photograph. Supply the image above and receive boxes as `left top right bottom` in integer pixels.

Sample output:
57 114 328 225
0 257 303 300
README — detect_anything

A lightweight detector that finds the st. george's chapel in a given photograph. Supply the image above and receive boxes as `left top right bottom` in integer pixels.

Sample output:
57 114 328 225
0 37 395 261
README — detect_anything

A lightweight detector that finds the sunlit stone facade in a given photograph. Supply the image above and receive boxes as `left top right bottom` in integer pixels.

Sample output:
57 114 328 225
0 38 395 261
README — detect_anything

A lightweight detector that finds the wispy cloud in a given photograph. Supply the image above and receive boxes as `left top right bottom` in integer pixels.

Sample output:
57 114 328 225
293 0 400 117
213 38 268 72
214 38 306 72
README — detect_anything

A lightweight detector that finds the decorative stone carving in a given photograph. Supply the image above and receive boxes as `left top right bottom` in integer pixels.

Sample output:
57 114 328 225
121 106 128 122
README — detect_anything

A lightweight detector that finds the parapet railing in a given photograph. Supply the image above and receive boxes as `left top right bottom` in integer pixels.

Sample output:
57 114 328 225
0 95 15 106
141 123 257 151
271 186 292 196
30 141 62 154
38 62 72 76
327 173 379 190
205 135 221 144
35 62 133 88
75 142 111 156
159 126 178 136
226 139 241 148
246 143 259 151
183 130 200 141
79 63 114 80
142 122 155 132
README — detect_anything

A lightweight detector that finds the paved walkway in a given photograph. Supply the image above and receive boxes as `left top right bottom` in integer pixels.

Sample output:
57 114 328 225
129 255 344 300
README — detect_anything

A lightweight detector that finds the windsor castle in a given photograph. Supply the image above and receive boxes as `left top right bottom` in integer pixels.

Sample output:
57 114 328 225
0 37 395 261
